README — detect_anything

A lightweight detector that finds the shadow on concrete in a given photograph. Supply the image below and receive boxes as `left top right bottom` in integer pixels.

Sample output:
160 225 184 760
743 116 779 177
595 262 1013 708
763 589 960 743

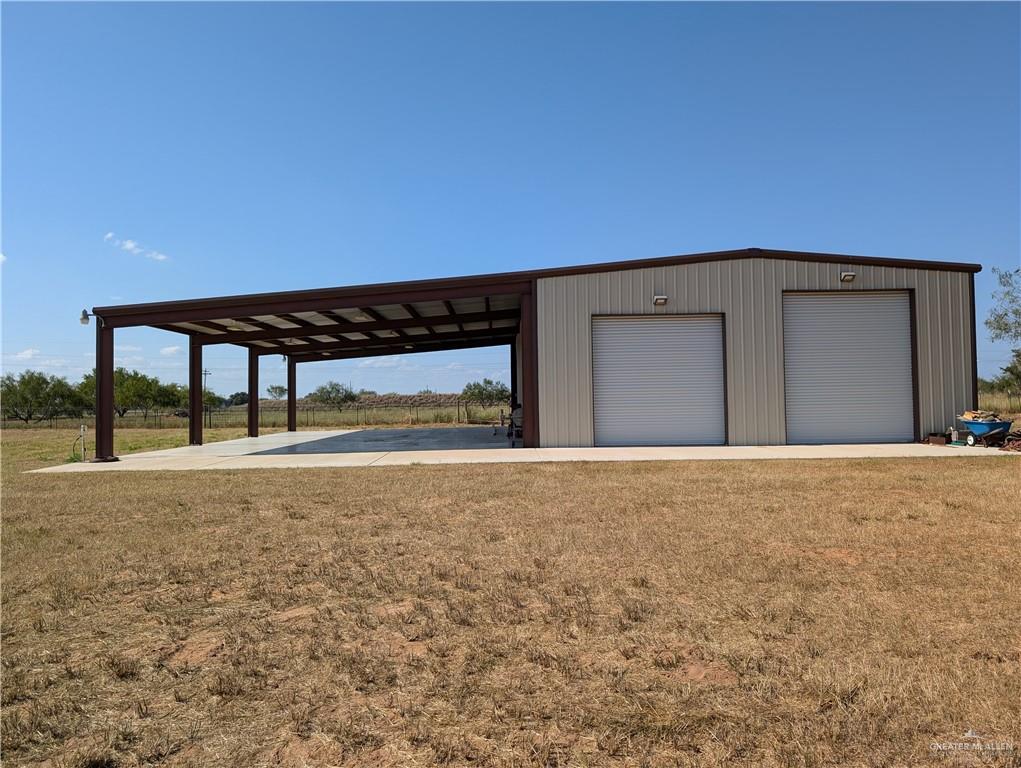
251 426 510 455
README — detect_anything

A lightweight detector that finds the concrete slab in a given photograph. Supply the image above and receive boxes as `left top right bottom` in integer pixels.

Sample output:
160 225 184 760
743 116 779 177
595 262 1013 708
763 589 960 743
252 427 509 455
28 427 1015 473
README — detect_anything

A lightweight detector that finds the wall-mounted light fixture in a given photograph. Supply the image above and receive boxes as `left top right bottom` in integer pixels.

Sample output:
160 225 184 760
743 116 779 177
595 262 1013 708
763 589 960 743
80 310 104 326
840 271 856 283
652 295 668 306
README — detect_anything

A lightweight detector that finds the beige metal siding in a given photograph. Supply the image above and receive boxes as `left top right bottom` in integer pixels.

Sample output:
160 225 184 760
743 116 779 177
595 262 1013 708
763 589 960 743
536 257 974 447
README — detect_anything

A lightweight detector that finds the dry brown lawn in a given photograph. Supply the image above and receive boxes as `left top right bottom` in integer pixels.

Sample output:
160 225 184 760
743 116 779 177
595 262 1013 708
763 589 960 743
2 429 1019 767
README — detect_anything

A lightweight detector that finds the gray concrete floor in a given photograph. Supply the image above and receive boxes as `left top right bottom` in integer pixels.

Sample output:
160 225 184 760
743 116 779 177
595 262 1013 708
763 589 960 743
252 426 509 454
29 427 1015 473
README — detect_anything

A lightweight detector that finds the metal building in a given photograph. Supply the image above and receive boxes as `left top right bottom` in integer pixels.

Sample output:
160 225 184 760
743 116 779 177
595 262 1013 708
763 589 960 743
88 248 979 459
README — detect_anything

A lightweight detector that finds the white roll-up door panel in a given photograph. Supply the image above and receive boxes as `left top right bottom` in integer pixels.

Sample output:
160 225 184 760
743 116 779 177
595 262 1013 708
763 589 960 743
784 293 914 444
592 316 725 446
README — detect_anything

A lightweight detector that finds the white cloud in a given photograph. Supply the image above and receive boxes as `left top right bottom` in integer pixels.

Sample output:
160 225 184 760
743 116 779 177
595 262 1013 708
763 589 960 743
160 345 182 356
118 344 142 352
0 252 6 264
14 348 40 360
104 232 169 262
358 357 402 368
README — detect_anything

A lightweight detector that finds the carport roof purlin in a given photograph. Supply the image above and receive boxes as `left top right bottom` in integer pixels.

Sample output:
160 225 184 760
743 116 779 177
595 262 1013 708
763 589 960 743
88 247 981 461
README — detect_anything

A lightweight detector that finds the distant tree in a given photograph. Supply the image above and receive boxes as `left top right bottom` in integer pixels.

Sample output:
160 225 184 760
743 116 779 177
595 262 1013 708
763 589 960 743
461 378 510 403
986 267 1021 344
78 368 129 417
356 388 377 397
417 387 435 395
266 385 288 400
203 390 226 408
119 370 160 420
991 349 1021 392
154 383 187 411
79 367 143 417
78 369 153 417
1 371 86 422
977 377 999 394
224 391 249 406
308 381 357 408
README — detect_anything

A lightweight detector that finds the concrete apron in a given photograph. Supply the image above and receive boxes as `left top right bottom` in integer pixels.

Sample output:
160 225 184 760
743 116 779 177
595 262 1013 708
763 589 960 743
29 428 1013 473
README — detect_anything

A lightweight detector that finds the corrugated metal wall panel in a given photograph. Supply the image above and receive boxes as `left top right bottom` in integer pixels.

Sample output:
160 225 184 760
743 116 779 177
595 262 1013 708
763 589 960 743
592 316 725 446
783 293 914 443
536 257 974 447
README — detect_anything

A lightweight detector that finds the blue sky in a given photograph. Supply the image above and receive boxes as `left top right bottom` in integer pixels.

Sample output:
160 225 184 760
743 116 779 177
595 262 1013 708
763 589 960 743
2 2 1018 396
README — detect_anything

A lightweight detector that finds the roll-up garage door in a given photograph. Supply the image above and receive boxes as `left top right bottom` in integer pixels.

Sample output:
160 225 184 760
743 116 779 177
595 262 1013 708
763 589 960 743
783 293 914 444
592 316 725 446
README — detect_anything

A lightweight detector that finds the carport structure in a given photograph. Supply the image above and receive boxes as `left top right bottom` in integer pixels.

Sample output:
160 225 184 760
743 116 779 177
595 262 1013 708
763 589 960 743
90 272 539 460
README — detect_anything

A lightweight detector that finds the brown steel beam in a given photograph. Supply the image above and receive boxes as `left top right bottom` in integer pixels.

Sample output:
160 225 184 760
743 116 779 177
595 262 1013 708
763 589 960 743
276 313 322 329
360 307 408 338
154 324 194 335
256 325 518 356
402 302 440 334
509 339 518 404
520 285 539 448
189 338 203 445
290 335 515 364
234 317 284 332
287 357 297 432
485 297 491 329
247 348 259 438
190 308 518 346
99 281 532 328
443 301 463 331
94 320 118 461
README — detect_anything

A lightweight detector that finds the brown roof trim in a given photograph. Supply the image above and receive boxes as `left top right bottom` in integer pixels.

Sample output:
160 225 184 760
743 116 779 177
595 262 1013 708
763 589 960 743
93 247 982 323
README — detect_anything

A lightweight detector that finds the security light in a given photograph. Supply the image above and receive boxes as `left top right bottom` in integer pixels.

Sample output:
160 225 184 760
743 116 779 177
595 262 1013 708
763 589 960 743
80 309 90 325
652 295 668 306
840 271 856 283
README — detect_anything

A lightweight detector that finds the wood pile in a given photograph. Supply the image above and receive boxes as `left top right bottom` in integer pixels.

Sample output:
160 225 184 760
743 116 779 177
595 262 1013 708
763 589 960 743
1000 432 1021 452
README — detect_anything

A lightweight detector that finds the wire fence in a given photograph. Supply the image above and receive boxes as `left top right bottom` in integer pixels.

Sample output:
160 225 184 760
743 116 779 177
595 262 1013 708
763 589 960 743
978 391 1021 414
6 394 1017 431
1 402 506 430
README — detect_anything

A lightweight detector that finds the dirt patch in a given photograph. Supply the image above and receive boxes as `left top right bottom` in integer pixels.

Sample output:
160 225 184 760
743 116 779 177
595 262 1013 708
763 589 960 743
167 630 222 667
272 605 318 623
651 645 738 685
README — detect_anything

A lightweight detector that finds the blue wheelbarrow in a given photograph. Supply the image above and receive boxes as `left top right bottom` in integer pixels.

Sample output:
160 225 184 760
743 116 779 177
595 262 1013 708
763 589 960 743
959 418 1013 447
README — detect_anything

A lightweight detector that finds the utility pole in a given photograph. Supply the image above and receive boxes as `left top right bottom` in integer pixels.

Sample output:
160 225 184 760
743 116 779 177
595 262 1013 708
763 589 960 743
202 368 212 393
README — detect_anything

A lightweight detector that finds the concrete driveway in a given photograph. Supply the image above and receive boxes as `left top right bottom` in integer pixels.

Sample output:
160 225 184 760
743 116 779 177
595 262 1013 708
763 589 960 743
29 426 1014 473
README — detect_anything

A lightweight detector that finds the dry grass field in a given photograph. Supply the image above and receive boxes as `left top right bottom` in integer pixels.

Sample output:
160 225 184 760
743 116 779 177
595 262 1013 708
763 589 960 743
2 429 1019 767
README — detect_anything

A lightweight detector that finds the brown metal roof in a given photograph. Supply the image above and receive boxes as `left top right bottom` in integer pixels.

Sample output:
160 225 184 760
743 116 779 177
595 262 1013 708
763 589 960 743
92 247 981 362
